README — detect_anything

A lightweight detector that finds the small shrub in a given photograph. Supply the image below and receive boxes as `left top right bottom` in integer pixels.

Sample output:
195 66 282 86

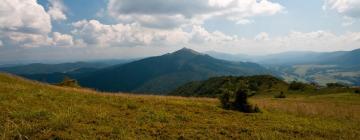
288 81 307 91
56 76 80 88
219 89 260 113
249 82 259 91
326 83 349 88
274 91 286 98
355 89 360 94
219 91 231 109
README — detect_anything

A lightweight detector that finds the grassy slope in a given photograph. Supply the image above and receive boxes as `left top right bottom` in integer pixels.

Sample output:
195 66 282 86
0 73 359 139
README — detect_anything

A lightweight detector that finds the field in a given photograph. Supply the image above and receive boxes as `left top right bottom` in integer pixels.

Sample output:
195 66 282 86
0 73 359 139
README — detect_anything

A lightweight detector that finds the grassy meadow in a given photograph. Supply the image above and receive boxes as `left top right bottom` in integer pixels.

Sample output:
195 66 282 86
0 73 359 139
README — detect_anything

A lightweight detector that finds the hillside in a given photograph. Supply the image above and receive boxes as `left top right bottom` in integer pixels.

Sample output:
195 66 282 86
170 75 288 97
0 73 359 139
79 48 270 94
207 49 360 86
0 62 110 75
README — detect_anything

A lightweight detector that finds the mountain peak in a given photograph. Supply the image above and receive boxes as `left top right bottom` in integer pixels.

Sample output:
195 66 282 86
172 47 202 56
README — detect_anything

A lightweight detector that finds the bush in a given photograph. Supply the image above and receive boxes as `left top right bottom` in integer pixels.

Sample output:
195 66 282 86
355 89 360 94
56 76 80 88
274 91 286 98
219 89 260 113
288 81 307 91
326 83 349 88
219 90 231 109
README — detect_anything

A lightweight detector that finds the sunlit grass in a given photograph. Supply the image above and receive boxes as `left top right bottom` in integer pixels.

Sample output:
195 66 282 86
0 73 359 139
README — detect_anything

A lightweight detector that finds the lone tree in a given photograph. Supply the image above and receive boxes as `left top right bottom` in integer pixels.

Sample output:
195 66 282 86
288 81 307 91
219 89 231 109
218 89 260 113
56 76 80 88
326 83 349 88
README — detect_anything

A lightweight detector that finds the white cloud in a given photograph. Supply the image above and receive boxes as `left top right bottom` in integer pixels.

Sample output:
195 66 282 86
236 19 254 25
70 20 182 47
324 0 360 18
189 25 235 44
70 19 360 55
0 0 76 48
213 31 360 55
0 40 3 47
107 0 284 28
47 0 67 21
0 0 51 34
71 20 239 48
342 16 355 26
52 32 74 47
0 0 52 48
254 32 270 41
2 31 52 48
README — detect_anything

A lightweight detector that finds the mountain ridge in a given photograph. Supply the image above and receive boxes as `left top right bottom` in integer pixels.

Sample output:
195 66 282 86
78 48 271 94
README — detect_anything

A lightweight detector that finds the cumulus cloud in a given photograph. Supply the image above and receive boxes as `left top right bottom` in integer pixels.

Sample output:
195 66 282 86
254 32 270 41
212 31 360 55
324 0 360 18
71 20 240 47
47 0 67 21
2 32 52 48
107 0 284 28
52 32 74 47
0 0 51 34
70 19 360 55
0 0 77 48
0 0 52 47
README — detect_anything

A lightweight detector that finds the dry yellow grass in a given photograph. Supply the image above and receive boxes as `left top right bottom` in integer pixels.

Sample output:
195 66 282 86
0 73 359 139
252 94 360 121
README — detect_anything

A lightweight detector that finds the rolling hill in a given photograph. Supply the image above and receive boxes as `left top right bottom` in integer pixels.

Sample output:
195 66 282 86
0 62 110 75
0 59 134 75
78 48 271 94
0 73 359 139
207 48 360 86
170 75 288 97
207 48 360 66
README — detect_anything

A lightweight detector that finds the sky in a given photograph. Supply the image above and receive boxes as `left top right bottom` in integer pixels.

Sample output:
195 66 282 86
0 0 360 64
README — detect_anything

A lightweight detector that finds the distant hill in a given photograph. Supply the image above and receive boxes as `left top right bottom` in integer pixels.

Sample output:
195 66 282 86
0 62 109 75
79 48 271 94
207 49 360 66
324 49 360 67
256 49 360 66
266 49 360 86
19 67 98 84
0 59 134 75
170 75 288 97
207 49 360 86
205 51 253 62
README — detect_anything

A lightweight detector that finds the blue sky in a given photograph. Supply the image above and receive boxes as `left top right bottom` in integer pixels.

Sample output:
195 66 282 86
0 0 359 63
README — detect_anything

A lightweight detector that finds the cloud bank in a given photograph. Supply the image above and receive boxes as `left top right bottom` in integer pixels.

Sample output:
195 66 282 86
0 0 359 63
107 0 284 28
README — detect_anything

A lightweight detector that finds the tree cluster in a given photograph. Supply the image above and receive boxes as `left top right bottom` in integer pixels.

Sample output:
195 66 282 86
219 89 260 113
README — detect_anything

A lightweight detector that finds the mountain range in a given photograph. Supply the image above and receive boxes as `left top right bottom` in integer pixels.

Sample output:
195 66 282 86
78 48 270 94
1 48 359 95
0 60 132 75
207 49 360 85
207 49 360 66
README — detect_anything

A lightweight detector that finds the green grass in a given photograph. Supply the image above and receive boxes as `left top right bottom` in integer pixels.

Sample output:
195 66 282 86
0 73 359 139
